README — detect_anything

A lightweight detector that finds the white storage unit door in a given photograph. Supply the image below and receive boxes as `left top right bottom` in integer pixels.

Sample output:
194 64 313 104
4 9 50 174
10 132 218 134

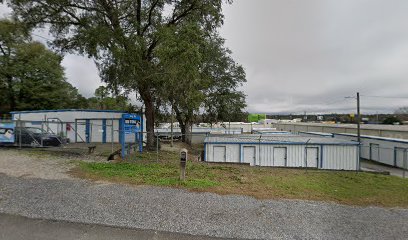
213 146 226 162
306 147 319 168
243 146 256 166
370 143 380 161
395 148 406 168
274 147 287 166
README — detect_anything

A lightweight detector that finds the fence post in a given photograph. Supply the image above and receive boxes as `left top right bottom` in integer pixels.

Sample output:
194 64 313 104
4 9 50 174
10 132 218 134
18 118 22 149
156 130 159 162
404 149 407 178
111 118 114 154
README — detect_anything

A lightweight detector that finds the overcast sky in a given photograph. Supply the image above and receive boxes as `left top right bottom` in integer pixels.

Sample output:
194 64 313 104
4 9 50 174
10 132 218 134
2 1 408 114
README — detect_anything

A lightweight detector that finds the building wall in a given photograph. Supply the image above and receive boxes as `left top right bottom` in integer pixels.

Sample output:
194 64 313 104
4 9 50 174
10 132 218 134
334 133 408 168
322 145 358 170
205 144 240 164
11 110 145 143
12 111 125 122
205 143 358 170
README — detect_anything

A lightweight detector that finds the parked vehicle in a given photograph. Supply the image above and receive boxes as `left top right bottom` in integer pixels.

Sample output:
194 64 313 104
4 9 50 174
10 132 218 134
14 127 65 147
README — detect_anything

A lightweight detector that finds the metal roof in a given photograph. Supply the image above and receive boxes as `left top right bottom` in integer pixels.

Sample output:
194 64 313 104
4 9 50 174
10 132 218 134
299 131 334 137
204 134 359 145
275 122 408 131
334 133 408 144
10 109 127 114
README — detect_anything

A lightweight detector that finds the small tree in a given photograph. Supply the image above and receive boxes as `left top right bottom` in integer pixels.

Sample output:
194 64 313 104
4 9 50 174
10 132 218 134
382 116 402 125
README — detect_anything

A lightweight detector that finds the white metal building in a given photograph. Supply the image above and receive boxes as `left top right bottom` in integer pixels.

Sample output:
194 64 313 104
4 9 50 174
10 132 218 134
333 133 408 169
11 109 146 143
204 135 359 170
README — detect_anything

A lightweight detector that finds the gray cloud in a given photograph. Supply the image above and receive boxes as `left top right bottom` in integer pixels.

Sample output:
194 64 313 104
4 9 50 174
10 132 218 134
220 0 408 114
61 55 102 97
3 1 408 113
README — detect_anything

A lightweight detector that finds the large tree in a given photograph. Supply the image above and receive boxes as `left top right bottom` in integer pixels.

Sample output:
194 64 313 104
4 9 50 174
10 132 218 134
9 0 229 149
0 19 86 112
157 22 246 143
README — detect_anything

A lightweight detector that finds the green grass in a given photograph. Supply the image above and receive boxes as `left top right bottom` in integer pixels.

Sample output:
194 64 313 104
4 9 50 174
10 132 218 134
79 161 219 188
75 150 408 208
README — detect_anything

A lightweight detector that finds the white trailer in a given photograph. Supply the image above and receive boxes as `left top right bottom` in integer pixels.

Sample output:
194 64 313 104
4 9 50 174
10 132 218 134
204 135 359 170
333 133 408 169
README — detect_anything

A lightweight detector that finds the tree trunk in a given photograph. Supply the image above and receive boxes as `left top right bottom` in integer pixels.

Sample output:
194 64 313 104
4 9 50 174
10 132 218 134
140 90 155 150
180 122 186 142
184 122 192 145
6 75 15 111
173 105 192 145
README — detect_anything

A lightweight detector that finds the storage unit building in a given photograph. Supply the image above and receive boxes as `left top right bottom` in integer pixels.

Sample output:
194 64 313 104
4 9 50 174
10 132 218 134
11 109 146 143
204 135 360 170
333 133 408 169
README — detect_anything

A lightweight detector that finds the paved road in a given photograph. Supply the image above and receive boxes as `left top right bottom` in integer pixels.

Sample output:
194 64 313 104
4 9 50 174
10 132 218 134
0 213 231 240
0 173 407 240
361 160 407 178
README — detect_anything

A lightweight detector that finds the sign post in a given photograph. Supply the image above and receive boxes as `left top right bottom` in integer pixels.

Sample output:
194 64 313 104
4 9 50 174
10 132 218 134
120 113 143 159
180 148 187 181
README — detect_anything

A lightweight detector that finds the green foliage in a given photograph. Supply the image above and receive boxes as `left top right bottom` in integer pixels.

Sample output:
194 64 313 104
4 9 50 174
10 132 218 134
247 113 266 123
382 116 403 125
87 86 134 111
80 161 219 188
0 19 87 112
9 0 240 148
157 23 246 141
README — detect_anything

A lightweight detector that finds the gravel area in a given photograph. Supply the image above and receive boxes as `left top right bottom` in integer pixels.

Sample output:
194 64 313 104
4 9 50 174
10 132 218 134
0 149 76 180
0 173 407 240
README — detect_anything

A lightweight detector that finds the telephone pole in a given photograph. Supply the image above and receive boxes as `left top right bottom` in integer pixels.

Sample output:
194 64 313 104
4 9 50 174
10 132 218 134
357 92 361 171
357 92 361 144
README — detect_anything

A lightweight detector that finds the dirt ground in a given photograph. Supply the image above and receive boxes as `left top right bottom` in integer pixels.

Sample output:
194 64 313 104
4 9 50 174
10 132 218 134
0 149 76 180
0 142 203 181
0 143 115 180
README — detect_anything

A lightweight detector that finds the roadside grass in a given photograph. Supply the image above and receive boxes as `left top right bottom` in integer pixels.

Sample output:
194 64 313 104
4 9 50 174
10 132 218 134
73 150 408 208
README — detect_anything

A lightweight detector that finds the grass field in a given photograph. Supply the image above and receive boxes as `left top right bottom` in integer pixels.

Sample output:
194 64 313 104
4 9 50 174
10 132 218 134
73 150 408 208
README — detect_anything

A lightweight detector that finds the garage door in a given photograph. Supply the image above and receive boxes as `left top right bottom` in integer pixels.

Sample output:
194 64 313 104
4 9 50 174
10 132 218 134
395 148 406 168
243 146 256 166
306 147 319 168
274 147 287 167
370 143 380 161
213 146 226 162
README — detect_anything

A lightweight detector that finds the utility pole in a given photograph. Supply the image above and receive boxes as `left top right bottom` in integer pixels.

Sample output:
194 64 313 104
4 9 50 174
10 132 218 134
357 92 361 144
357 92 361 171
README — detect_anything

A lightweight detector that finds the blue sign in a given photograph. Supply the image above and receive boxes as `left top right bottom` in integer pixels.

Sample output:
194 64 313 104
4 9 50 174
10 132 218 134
120 113 143 158
0 122 15 143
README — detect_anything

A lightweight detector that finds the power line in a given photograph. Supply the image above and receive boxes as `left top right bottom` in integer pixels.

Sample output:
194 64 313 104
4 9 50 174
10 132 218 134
31 33 53 41
361 95 408 99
